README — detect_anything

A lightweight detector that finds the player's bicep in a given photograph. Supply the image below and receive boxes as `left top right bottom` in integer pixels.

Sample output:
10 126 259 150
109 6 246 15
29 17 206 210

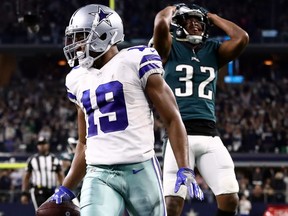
145 74 180 126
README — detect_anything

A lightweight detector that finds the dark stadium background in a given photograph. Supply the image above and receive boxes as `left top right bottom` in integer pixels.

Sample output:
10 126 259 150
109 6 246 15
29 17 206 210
0 0 287 215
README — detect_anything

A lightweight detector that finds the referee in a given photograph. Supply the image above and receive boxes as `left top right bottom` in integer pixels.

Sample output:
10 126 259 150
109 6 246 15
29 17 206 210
21 136 64 210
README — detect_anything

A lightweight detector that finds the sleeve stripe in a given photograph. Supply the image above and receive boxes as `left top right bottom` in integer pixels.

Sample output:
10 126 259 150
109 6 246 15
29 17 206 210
139 63 161 78
67 92 77 100
139 54 162 78
140 54 162 65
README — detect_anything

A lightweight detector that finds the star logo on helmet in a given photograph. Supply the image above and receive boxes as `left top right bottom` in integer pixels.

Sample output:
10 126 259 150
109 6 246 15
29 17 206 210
89 7 113 27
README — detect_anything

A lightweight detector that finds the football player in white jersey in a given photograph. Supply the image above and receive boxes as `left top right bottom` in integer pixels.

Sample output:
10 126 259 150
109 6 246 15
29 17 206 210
50 4 203 215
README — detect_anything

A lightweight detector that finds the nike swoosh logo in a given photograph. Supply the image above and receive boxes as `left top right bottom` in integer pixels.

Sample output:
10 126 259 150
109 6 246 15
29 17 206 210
132 168 144 174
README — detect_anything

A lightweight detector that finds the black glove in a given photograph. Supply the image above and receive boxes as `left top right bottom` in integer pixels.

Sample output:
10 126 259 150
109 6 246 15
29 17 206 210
173 3 187 10
191 3 209 16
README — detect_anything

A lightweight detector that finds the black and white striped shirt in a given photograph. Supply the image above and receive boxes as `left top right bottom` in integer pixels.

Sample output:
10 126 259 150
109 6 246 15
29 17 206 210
26 153 62 189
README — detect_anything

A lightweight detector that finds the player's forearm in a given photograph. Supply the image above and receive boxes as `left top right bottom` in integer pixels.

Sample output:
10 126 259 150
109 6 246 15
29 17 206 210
63 171 85 190
208 13 249 43
62 143 86 189
155 6 176 27
57 172 65 185
154 6 175 35
167 119 190 168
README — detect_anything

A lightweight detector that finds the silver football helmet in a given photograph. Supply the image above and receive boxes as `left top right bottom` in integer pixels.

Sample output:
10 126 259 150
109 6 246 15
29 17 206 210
63 4 124 68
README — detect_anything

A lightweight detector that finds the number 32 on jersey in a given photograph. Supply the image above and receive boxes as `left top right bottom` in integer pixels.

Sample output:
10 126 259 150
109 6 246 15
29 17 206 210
175 64 215 100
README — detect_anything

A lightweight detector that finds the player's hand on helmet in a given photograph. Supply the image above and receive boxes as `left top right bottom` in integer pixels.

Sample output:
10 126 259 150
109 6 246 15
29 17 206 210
191 4 209 16
190 4 212 26
173 3 186 10
172 4 190 25
51 186 76 204
174 168 204 201
172 3 190 17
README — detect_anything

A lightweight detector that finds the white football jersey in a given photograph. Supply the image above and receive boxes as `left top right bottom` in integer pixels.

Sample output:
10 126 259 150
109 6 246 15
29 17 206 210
66 46 164 165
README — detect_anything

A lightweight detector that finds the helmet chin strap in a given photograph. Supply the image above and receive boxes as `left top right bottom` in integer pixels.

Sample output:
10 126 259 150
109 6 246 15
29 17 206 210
175 26 204 45
182 27 203 44
68 59 75 67
175 34 203 44
78 32 118 69
186 35 203 44
77 44 112 69
77 52 94 69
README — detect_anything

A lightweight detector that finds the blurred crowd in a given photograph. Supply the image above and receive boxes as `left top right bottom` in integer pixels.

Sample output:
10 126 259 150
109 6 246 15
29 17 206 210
217 75 288 154
0 68 76 153
0 0 288 44
237 167 288 204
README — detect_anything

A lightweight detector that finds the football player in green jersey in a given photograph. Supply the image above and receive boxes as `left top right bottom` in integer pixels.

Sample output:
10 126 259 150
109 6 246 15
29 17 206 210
151 3 249 216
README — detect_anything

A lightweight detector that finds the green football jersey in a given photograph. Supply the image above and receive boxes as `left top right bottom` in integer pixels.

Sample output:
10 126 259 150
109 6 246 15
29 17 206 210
164 37 221 122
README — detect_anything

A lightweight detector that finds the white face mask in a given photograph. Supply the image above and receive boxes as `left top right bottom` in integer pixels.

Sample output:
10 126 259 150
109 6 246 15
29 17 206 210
175 27 204 44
